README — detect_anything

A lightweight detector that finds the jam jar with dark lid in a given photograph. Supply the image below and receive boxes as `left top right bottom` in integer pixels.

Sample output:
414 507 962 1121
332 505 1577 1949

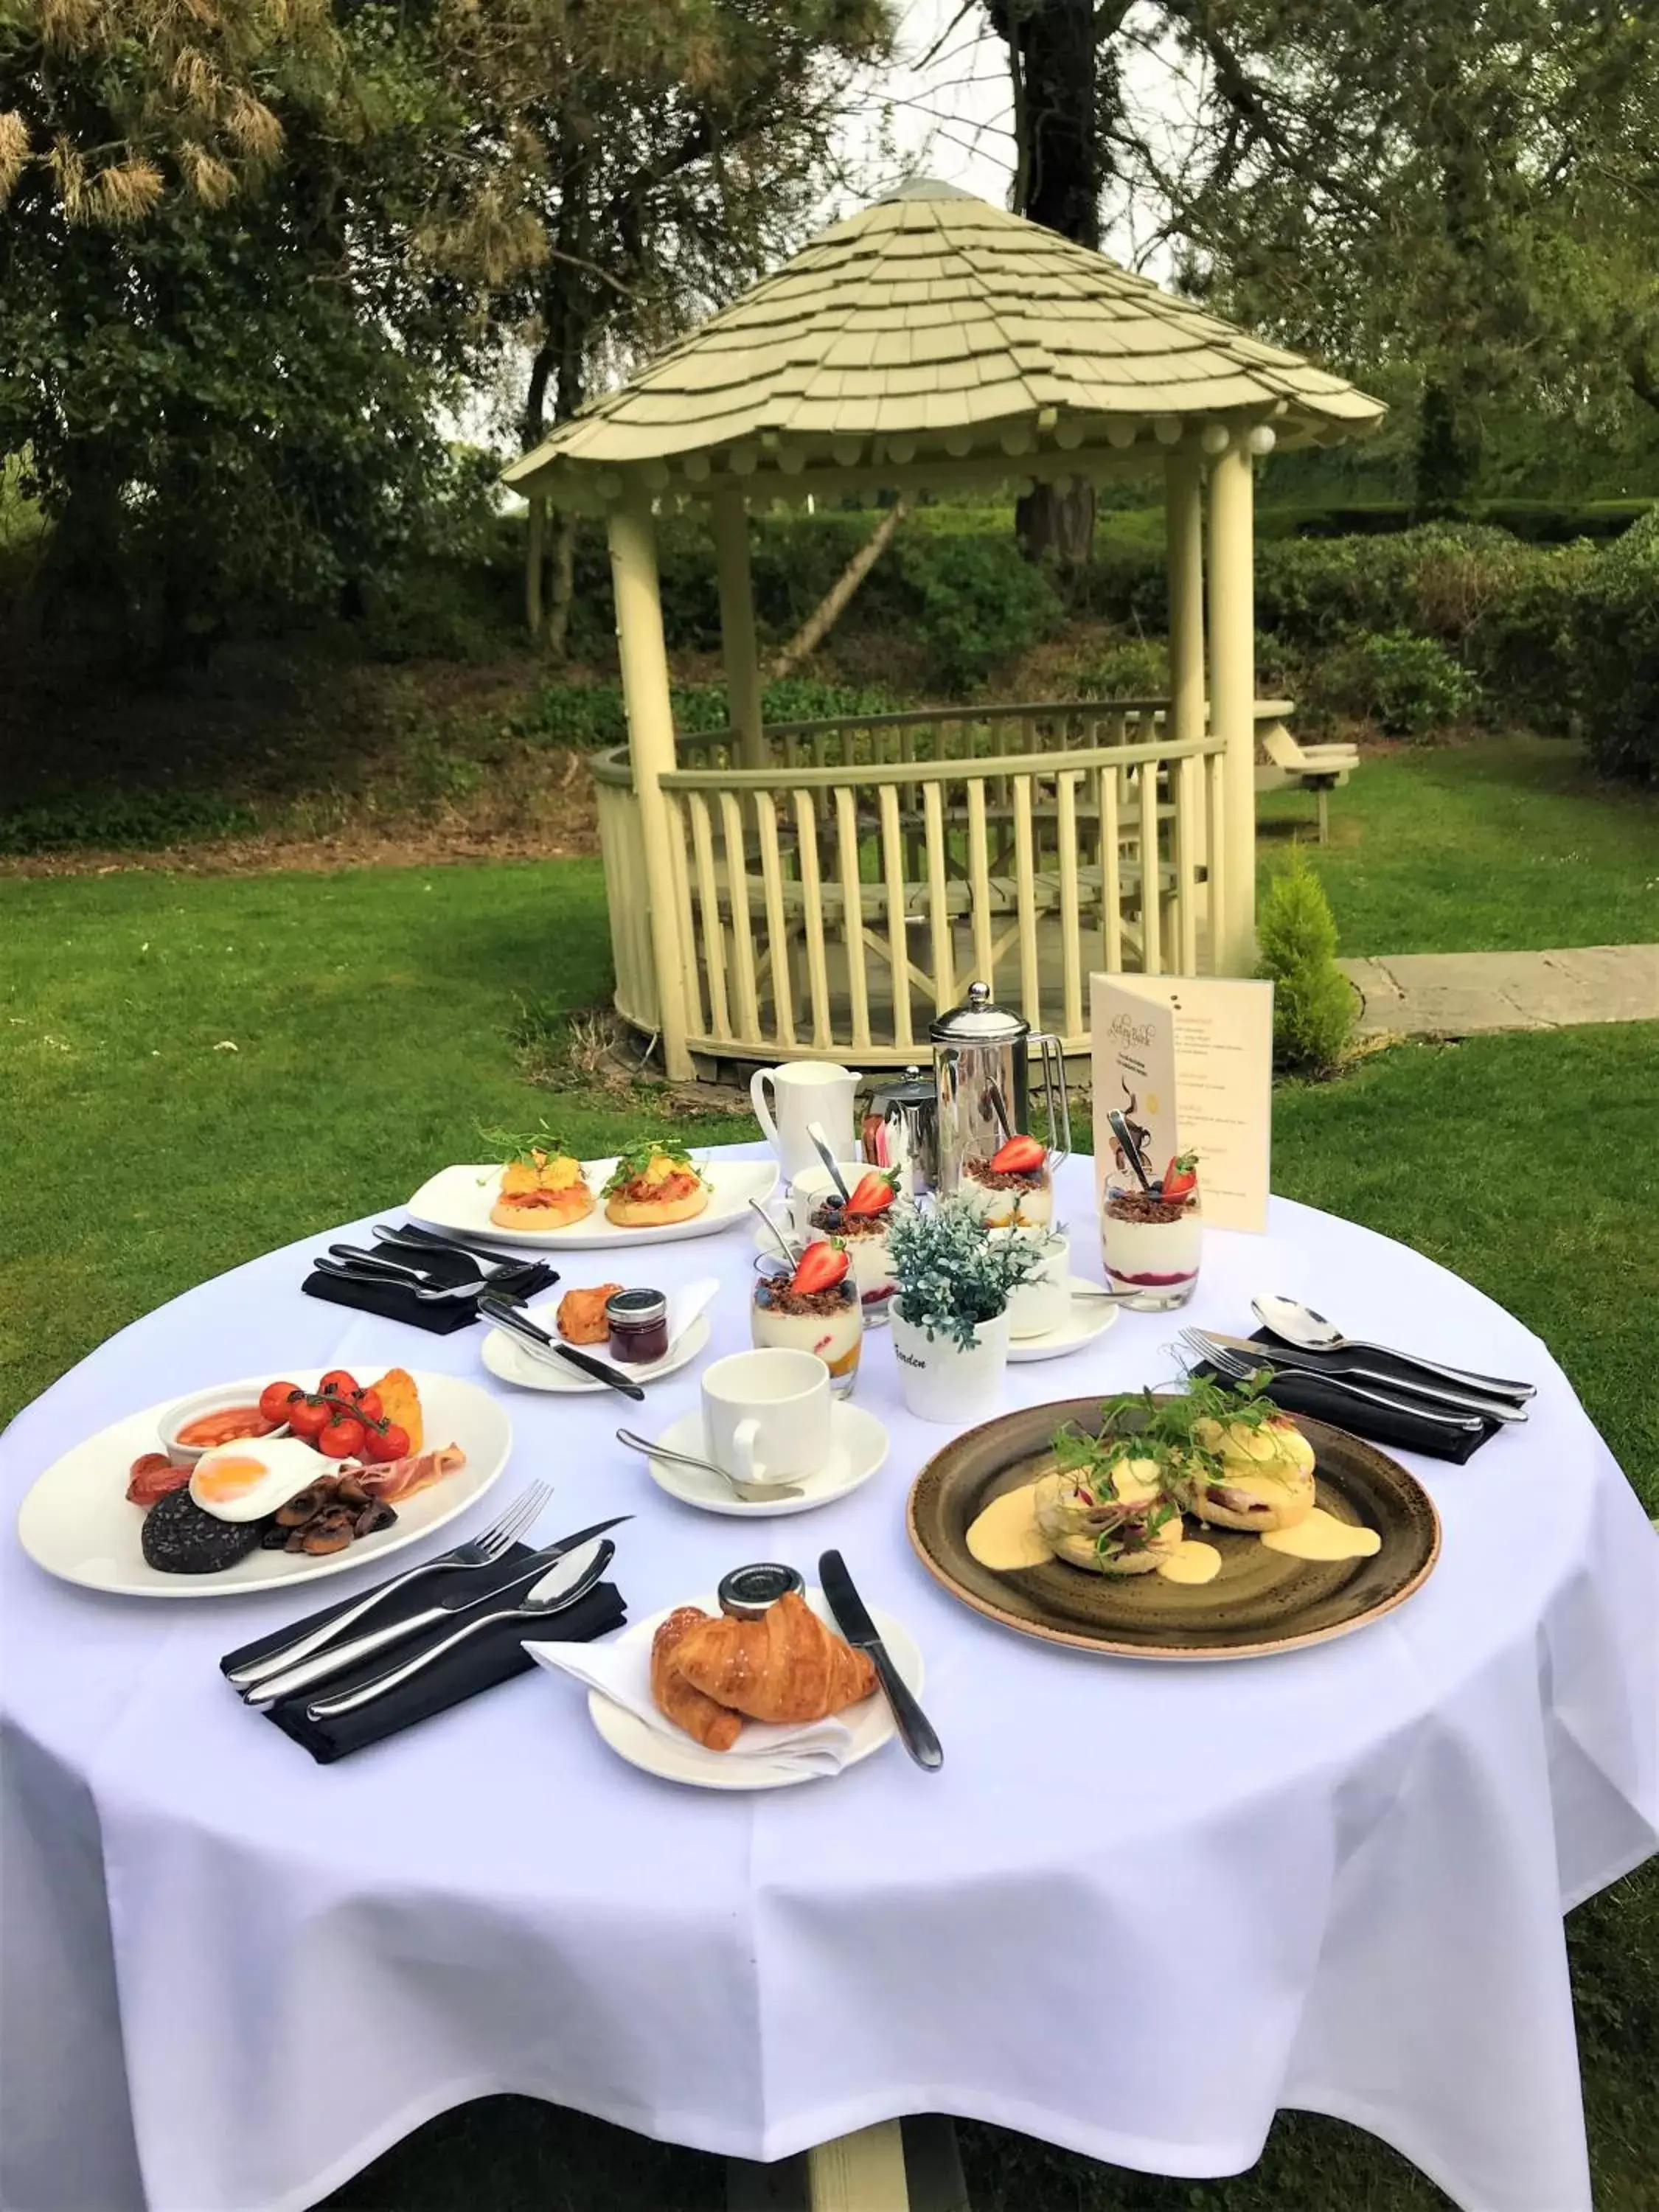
605 1287 669 1365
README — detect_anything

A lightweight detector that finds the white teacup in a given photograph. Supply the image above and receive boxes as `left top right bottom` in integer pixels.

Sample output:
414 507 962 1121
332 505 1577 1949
702 1348 832 1484
996 1228 1071 1339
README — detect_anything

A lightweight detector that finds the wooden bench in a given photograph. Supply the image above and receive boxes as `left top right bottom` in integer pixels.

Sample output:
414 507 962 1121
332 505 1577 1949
1255 726 1360 843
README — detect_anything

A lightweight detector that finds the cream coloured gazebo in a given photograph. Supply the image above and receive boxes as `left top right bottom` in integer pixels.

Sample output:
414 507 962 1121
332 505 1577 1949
504 181 1383 1083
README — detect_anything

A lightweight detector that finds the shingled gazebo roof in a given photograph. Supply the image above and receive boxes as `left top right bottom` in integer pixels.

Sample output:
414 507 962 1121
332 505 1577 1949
504 179 1384 505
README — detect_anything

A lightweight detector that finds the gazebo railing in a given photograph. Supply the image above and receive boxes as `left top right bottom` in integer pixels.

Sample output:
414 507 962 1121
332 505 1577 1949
593 698 1292 1065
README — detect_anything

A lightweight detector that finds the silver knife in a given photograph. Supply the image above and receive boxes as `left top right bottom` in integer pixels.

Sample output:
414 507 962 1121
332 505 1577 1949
478 1293 645 1400
304 1537 616 1723
242 1515 631 1706
375 1221 552 1268
1194 1332 1526 1425
818 1549 941 1772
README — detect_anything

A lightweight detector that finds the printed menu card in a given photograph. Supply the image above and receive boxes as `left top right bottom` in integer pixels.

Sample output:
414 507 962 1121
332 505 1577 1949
1090 974 1274 1233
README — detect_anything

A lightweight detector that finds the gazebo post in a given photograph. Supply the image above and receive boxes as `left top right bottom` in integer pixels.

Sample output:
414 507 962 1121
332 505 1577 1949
711 491 766 769
1164 445 1206 969
607 477 694 1079
1206 439 1257 973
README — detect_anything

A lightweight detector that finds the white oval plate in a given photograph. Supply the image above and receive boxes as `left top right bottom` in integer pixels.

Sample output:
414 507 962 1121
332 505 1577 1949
587 1588 922 1790
642 1402 888 1518
405 1158 779 1251
483 1312 712 1395
15 1369 512 1599
1006 1277 1123 1363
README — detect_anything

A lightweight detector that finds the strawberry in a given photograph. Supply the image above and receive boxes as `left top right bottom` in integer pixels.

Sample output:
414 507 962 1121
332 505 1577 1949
790 1242 850 1296
844 1169 898 1217
989 1133 1046 1175
1162 1151 1198 1202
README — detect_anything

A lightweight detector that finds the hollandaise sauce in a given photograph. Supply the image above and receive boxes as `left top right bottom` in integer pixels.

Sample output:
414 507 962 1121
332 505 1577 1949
1260 1509 1381 1562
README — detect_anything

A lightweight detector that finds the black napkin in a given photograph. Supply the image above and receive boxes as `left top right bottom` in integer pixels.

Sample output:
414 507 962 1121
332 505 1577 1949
1202 1330 1510 1464
220 1543 625 1764
301 1242 557 1337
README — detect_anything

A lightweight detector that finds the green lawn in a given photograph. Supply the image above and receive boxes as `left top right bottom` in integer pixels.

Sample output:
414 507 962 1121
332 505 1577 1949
1259 733 1659 954
1 853 1653 2212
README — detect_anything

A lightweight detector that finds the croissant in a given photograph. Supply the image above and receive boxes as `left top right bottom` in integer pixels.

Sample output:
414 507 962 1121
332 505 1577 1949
666 1590 876 1726
651 1607 742 1751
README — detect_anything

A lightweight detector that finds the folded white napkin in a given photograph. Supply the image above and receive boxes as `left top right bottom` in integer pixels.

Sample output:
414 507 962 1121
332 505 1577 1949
524 1630 857 1780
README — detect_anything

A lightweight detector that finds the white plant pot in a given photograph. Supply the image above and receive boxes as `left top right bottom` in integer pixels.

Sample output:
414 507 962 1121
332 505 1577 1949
889 1306 1011 1425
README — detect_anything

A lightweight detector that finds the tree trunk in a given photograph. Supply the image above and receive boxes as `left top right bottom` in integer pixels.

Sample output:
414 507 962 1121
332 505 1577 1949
1414 382 1482 510
546 509 577 660
989 0 1101 567
768 499 909 678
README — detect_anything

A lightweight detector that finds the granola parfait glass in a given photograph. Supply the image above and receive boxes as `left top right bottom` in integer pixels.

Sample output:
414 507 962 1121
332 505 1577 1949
1099 1172 1202 1312
750 1254 863 1399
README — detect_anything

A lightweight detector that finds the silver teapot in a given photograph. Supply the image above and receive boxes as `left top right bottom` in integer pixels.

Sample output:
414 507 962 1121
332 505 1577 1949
860 1065 939 1198
930 983 1071 1194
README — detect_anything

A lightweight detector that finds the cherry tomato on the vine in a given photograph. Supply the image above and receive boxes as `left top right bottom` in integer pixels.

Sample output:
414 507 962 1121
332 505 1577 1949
286 1396 331 1442
318 1416 366 1460
259 1380 302 1425
318 1369 358 1401
364 1421 410 1464
350 1386 383 1423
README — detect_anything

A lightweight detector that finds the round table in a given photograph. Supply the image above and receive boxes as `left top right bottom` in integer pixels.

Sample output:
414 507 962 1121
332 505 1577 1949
3 1151 1655 2212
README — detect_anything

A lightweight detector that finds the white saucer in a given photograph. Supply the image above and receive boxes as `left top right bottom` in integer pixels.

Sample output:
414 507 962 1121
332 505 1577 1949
641 1401 888 1517
1006 1276 1123 1363
586 1587 923 1790
482 1310 711 1394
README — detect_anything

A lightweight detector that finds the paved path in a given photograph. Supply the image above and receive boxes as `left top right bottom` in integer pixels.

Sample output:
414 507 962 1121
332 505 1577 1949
1340 945 1658 1038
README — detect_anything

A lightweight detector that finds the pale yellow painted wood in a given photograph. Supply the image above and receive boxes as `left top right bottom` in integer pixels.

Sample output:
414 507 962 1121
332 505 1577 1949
1100 764 1124 971
1138 762 1163 975
664 795 705 1033
1057 769 1082 1033
720 790 762 1037
1206 750 1228 967
1012 776 1040 1020
795 789 833 1046
806 2120 910 2212
660 731 1218 795
607 483 692 1076
1208 442 1257 973
687 791 731 1042
878 783 913 1048
1165 443 1206 883
922 779 953 1014
835 786 873 1048
967 778 994 986
1173 753 1200 972
712 491 765 769
756 791 795 1046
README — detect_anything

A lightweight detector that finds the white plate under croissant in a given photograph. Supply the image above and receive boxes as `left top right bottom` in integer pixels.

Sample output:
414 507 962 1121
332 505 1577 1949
584 1588 923 1790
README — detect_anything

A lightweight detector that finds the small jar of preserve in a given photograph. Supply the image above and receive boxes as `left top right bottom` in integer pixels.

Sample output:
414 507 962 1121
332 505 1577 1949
605 1287 669 1365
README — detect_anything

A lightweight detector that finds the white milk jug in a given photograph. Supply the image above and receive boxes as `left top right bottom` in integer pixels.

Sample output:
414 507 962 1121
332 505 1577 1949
749 1061 859 1182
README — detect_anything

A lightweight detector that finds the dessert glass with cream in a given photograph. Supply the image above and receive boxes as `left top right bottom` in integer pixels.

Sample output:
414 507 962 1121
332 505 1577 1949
1099 1178 1201 1310
750 1255 863 1398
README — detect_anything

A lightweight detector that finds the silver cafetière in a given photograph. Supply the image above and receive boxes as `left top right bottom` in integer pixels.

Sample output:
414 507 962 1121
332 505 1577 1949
930 982 1071 1194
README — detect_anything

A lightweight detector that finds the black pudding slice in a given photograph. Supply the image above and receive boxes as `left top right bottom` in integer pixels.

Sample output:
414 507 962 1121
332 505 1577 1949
140 1489 271 1574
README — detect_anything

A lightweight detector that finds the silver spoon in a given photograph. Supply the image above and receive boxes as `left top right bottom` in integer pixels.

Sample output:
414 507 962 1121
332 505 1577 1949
615 1428 804 1504
304 1539 616 1722
1105 1110 1156 1196
1251 1295 1536 1401
748 1197 801 1267
807 1120 852 1203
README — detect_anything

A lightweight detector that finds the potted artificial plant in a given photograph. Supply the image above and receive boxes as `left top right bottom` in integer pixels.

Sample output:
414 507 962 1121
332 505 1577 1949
886 1196 1039 1423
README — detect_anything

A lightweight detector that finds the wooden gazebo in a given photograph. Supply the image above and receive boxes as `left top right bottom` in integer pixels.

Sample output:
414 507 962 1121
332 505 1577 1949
504 181 1383 1082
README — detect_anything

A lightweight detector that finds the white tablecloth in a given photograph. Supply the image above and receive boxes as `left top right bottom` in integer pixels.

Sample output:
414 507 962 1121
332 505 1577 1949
2 1153 1655 2212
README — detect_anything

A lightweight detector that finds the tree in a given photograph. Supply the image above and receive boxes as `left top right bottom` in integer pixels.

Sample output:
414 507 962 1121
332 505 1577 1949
422 0 891 653
1116 0 1659 504
974 1 1659 512
0 7 488 656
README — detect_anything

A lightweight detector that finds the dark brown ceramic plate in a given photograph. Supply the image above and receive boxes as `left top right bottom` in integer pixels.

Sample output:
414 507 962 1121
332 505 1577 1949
905 1394 1440 1660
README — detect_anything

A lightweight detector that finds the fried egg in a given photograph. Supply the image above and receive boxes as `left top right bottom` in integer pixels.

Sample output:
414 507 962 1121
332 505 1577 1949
189 1436 324 1522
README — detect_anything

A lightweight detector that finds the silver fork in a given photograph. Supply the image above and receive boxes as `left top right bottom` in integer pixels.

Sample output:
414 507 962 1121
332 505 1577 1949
1180 1331 1482 1433
224 1480 553 1688
311 1254 481 1306
615 1427 804 1503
